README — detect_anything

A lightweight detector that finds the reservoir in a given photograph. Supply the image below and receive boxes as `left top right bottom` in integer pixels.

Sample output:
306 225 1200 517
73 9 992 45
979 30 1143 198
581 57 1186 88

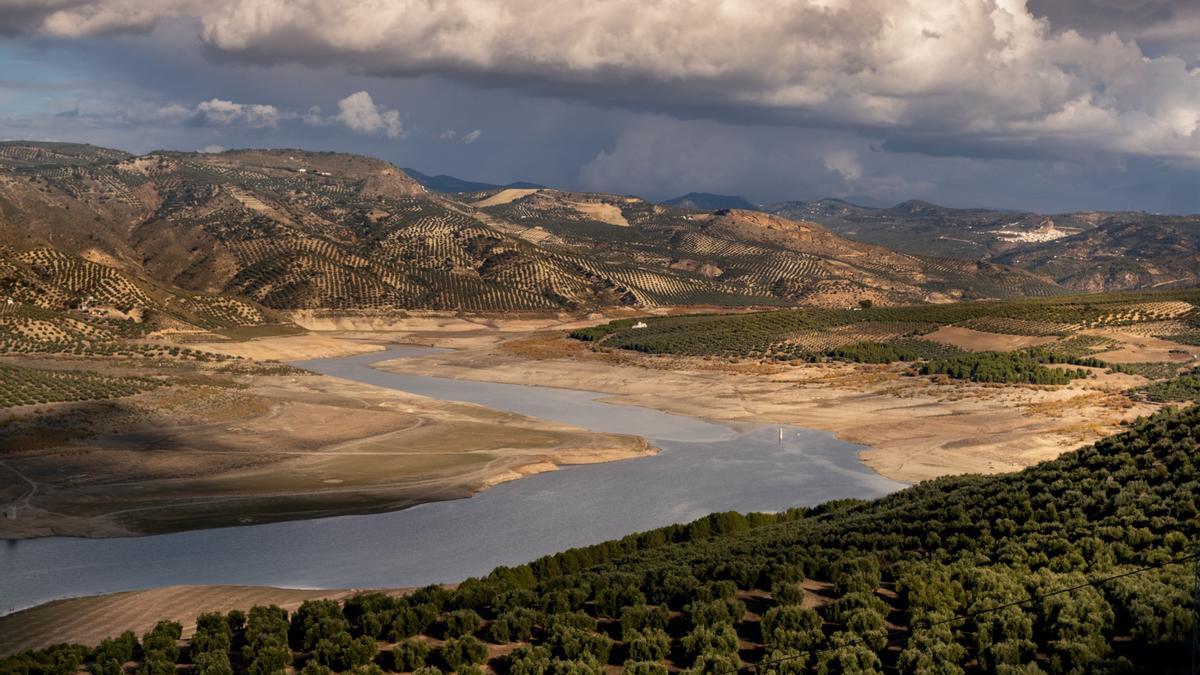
0 345 904 614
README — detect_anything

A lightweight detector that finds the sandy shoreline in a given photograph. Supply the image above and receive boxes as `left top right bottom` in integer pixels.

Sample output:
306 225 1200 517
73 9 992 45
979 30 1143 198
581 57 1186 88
1 316 1175 653
356 329 1157 484
3 313 1167 540
0 585 401 656
189 319 1160 483
0 347 654 540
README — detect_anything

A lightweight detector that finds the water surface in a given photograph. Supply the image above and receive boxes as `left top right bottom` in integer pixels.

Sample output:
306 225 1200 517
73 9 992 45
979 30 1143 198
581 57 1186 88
0 346 904 614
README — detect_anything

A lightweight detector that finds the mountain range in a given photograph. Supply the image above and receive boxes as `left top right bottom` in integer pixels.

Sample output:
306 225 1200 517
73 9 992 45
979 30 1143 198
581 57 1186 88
401 167 544 194
0 141 1193 335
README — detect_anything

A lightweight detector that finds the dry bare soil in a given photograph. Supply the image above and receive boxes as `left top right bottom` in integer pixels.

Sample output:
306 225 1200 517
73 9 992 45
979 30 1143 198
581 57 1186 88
0 585 386 656
357 317 1172 483
0 341 651 539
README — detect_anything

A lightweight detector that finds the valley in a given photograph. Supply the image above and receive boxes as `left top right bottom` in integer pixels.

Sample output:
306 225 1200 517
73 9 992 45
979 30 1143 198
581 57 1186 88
6 3 1200 670
0 141 1197 672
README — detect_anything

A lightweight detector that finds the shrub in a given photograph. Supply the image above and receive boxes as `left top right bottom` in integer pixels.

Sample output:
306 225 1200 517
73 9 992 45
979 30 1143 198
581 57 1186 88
618 605 669 640
443 609 483 638
392 639 431 671
441 636 488 671
507 645 552 675
624 629 670 662
681 625 739 660
770 581 805 606
623 662 669 675
490 608 540 643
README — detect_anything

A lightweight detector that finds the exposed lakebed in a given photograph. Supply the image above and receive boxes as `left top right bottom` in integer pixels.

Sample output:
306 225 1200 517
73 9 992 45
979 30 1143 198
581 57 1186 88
0 345 903 614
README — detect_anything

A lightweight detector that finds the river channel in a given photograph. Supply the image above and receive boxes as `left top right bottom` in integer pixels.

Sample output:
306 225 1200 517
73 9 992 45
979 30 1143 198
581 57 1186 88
0 345 904 614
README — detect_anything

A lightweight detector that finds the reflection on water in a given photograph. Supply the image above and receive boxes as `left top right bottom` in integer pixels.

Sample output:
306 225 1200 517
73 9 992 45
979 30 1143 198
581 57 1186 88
0 346 904 614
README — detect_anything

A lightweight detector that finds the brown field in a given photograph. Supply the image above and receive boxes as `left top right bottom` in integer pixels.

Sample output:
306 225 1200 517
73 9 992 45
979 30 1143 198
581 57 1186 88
471 188 539 207
0 350 652 539
1088 329 1200 364
923 325 1058 352
0 585 382 656
365 326 1159 483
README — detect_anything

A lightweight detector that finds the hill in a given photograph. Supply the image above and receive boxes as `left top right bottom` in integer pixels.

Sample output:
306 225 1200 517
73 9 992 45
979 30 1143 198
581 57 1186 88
992 216 1200 292
569 288 1200 364
768 197 1200 292
474 192 1061 307
5 401 1195 670
402 168 544 194
662 192 758 211
0 141 1064 313
767 199 1071 260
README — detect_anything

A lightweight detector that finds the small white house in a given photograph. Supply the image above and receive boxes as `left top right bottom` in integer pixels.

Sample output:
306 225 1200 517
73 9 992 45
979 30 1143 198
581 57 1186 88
633 321 648 329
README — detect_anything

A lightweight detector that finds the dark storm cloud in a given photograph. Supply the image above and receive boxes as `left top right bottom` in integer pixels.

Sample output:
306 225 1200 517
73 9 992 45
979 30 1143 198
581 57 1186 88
4 0 1200 163
1 0 1197 213
1028 0 1200 61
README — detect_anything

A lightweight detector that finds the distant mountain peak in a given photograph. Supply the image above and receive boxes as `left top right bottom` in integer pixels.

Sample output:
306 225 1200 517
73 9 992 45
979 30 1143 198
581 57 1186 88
662 192 759 211
403 167 544 193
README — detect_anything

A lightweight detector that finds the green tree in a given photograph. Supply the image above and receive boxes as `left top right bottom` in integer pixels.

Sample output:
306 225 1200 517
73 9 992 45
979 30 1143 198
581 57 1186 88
623 662 668 675
682 625 739 661
312 633 377 672
443 609 483 639
761 605 822 652
191 651 233 675
507 645 552 675
624 629 670 662
490 608 540 643
814 634 881 675
441 636 488 671
619 605 669 640
770 581 804 606
393 639 431 671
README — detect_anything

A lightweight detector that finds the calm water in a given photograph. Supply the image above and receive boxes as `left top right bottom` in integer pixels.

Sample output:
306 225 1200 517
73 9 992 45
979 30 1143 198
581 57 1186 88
0 346 904 614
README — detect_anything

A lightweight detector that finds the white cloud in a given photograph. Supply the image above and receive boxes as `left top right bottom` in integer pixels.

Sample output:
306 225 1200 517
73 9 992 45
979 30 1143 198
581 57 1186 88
460 129 481 144
335 91 404 139
5 1 1200 161
302 105 327 126
97 98 283 128
824 149 863 184
193 98 281 128
200 144 225 153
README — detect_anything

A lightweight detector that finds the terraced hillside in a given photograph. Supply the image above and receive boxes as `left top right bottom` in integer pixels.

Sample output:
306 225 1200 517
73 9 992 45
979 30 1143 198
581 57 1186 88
992 217 1200 293
479 191 1062 307
769 198 1200 292
572 289 1200 365
766 199 1097 259
0 245 288 358
0 141 1066 312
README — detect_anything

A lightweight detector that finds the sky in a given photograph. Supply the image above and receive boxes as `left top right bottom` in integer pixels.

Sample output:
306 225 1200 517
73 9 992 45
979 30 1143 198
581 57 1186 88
0 0 1198 213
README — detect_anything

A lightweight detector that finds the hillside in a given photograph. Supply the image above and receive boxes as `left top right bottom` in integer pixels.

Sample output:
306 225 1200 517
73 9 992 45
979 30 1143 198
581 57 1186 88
993 216 1200 292
476 191 1061 307
403 168 544 194
769 198 1200 292
570 288 1200 363
5 402 1195 671
662 192 758 211
0 141 1064 313
766 199 1085 260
